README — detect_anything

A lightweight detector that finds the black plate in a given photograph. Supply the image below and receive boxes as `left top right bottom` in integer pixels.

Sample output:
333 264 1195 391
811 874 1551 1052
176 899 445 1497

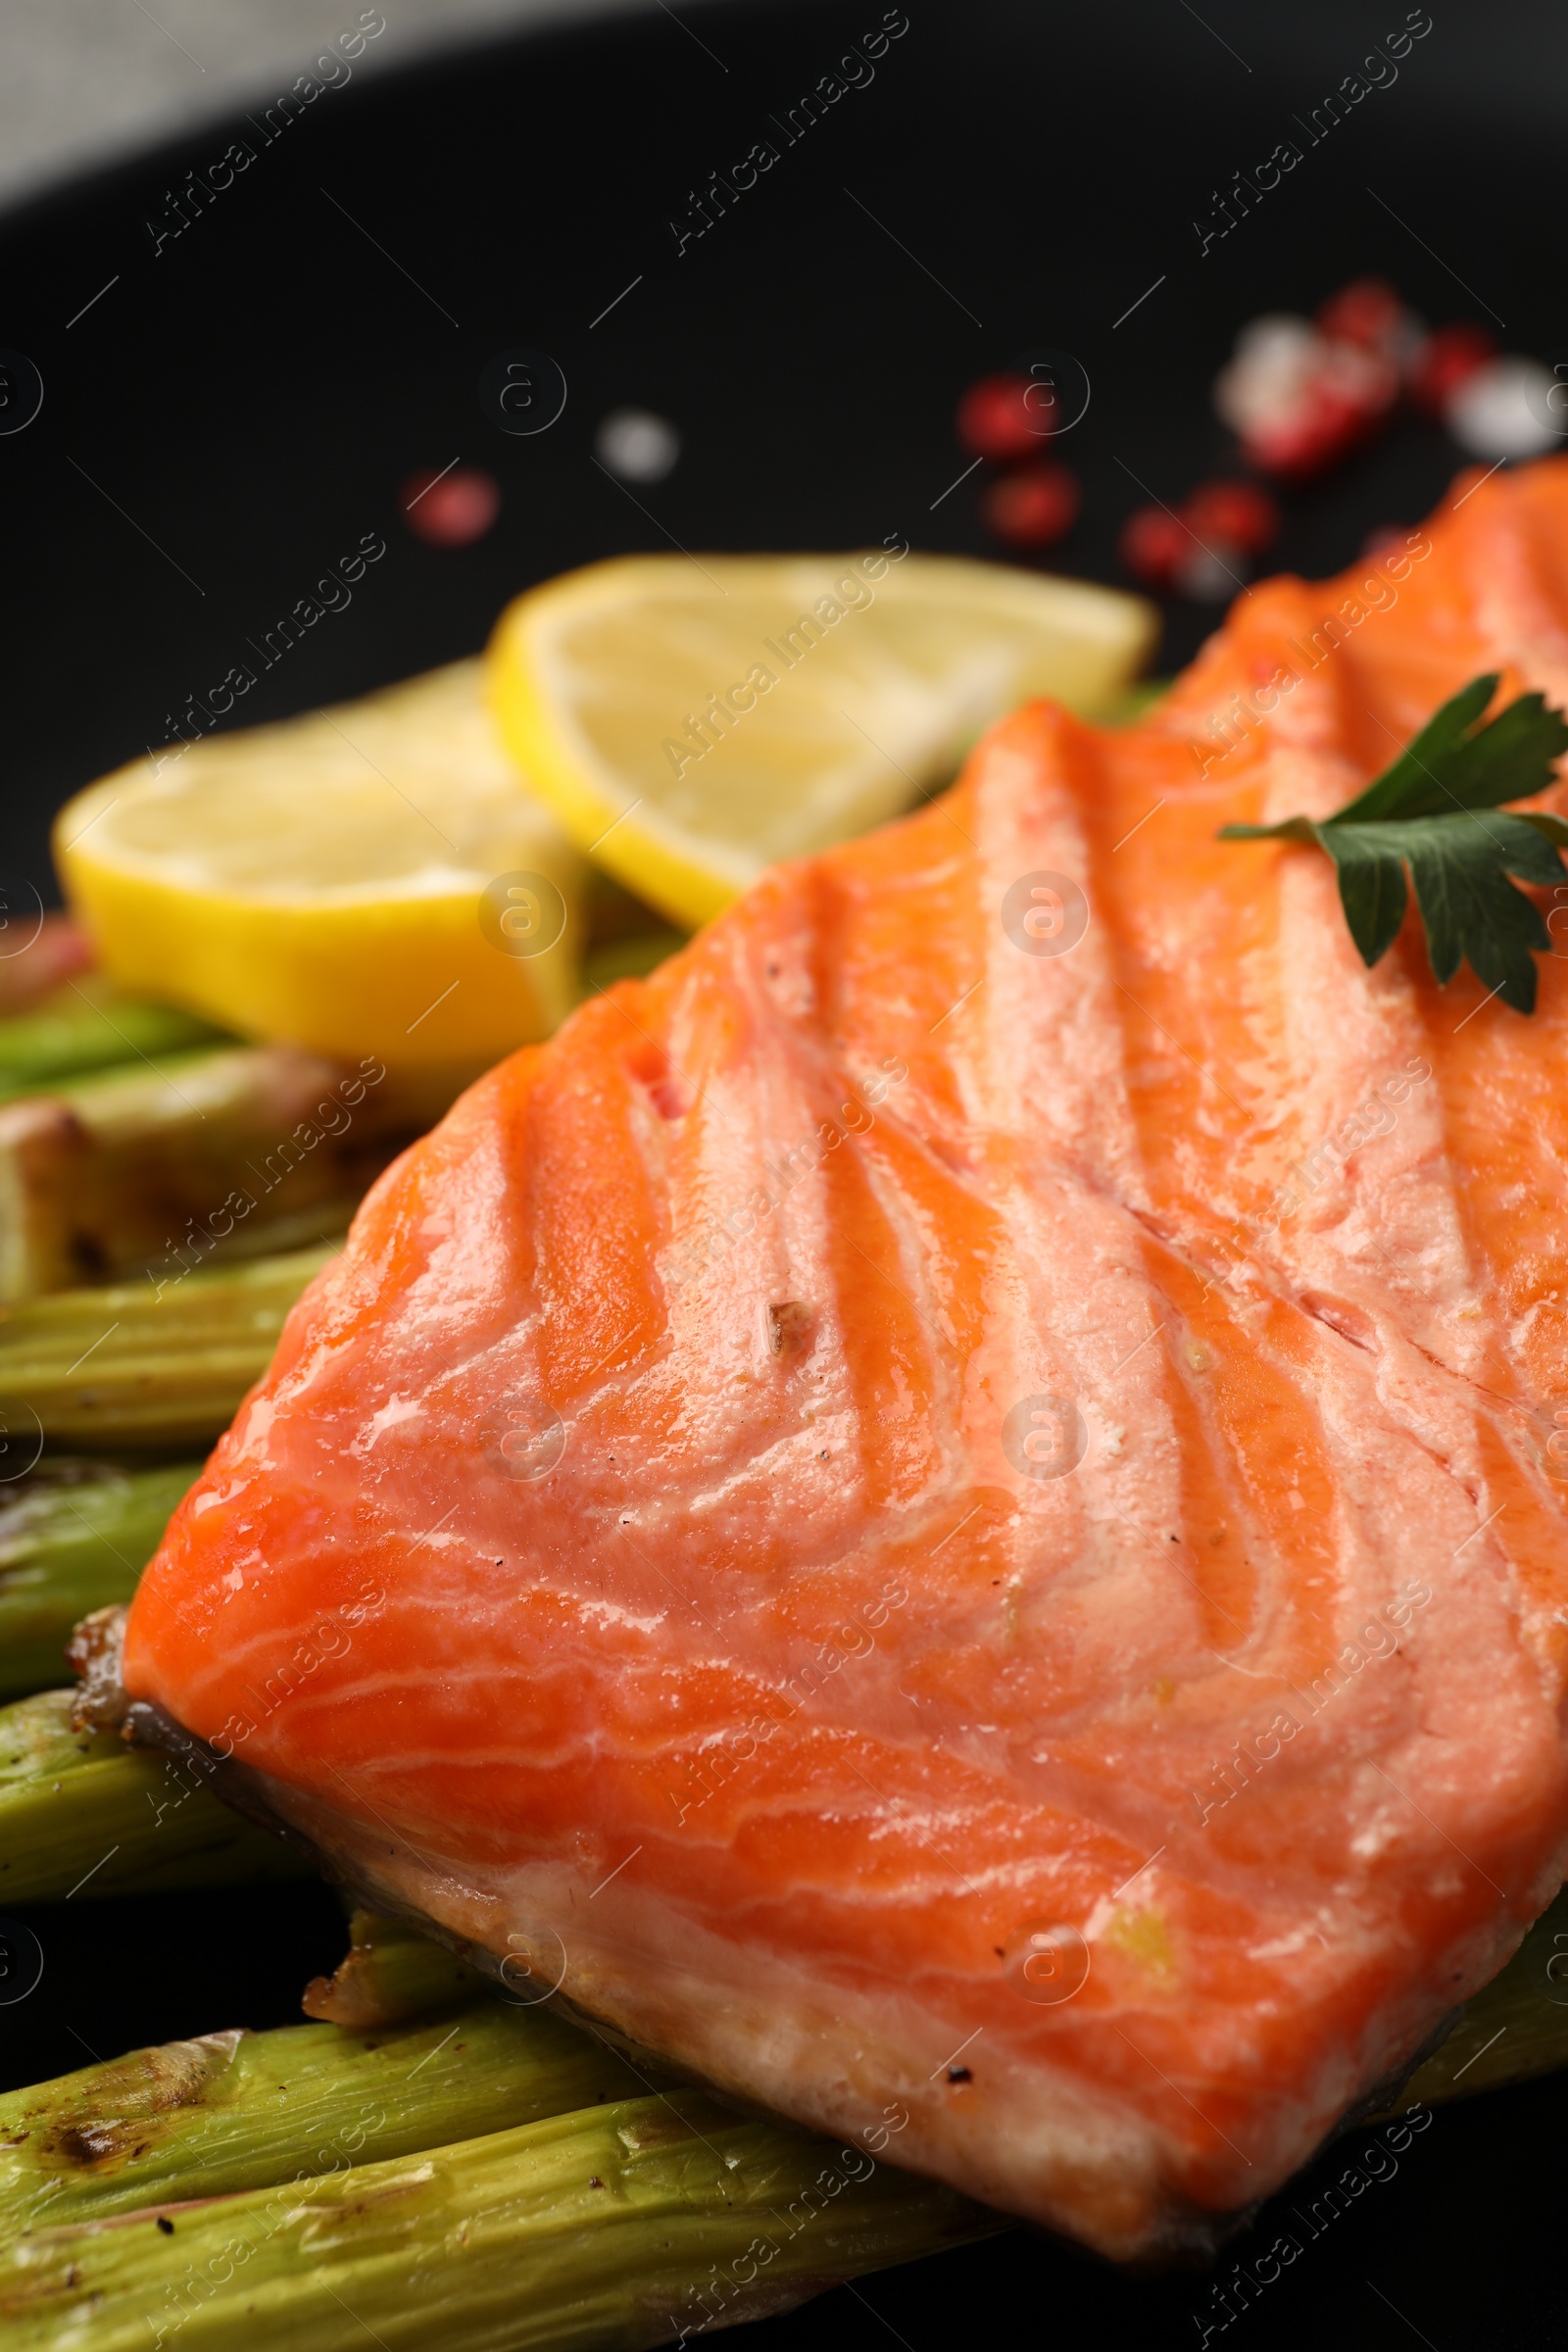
2 2 1566 2343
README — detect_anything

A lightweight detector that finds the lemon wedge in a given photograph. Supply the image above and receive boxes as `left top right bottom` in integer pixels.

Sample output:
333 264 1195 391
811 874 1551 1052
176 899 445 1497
54 662 582 1070
487 551 1156 927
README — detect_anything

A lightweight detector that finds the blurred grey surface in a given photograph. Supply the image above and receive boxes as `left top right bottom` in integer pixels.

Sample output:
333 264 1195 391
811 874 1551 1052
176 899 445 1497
9 0 1561 220
0 0 637 213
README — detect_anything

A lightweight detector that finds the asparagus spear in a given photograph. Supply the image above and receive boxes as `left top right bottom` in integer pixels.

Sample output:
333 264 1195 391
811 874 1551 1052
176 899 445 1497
302 1907 492 2029
0 1044 388 1301
0 977 225 1104
1389 1882 1568 2109
579 871 689 996
0 1244 334 1446
0 1984 665 2234
0 1689 305 1903
0 917 91 1022
1105 675 1172 726
582 928 687 995
0 1886 1559 2331
0 1460 195 1701
0 2085 998 2351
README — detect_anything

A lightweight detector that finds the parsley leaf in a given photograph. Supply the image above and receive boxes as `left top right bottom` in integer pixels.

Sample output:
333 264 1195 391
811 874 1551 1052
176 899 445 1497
1218 674 1568 1012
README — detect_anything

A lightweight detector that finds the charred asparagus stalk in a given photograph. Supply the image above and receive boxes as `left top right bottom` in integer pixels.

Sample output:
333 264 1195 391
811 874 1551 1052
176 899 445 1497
0 1689 304 1903
301 1906 492 2029
0 1460 195 1701
0 2086 997 2351
0 1244 334 1446
0 1043 396 1301
0 1982 664 2233
0 1886 1562 2336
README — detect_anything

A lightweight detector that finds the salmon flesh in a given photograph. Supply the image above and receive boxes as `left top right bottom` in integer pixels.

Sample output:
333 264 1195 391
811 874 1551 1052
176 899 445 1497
122 460 1568 2260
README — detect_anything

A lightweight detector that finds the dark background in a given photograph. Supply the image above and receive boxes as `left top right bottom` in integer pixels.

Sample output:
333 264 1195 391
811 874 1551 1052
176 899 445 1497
3 0 1567 2342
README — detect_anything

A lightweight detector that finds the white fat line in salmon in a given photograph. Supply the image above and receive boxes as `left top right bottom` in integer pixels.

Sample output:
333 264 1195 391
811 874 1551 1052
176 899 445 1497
142 2101 391 2348
207 1570 387 1761
660 538 909 780
1192 530 1434 778
1190 2105 1433 2342
143 11 386 261
1204 1055 1433 1284
673 2144 882 2344
146 1055 387 1301
1188 1580 1434 1829
668 1574 910 1828
664 1054 909 1293
1190 10 1433 259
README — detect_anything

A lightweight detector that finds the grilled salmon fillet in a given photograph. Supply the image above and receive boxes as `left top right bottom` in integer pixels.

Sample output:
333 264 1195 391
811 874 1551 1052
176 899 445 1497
121 458 1568 2261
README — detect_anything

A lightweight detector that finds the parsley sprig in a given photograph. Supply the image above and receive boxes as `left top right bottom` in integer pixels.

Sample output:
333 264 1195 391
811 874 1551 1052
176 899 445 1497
1219 674 1568 1012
